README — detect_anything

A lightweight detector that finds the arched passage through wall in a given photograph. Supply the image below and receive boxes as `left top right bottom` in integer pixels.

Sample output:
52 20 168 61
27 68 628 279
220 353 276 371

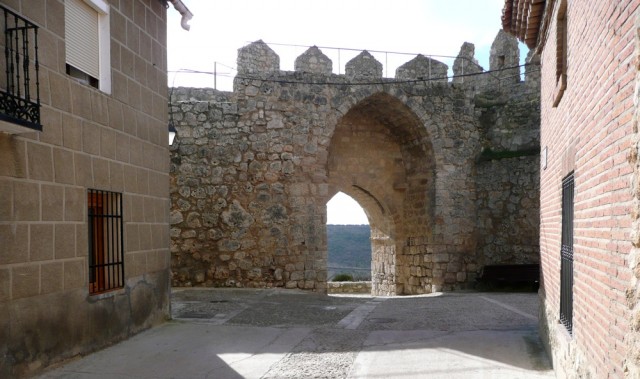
326 191 370 281
327 92 435 295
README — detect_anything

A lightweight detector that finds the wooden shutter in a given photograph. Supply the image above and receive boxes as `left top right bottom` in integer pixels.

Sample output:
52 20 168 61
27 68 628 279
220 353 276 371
65 0 100 79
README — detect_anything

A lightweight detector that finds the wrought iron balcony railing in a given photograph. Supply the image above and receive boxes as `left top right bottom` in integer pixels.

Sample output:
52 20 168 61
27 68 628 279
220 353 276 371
0 5 41 133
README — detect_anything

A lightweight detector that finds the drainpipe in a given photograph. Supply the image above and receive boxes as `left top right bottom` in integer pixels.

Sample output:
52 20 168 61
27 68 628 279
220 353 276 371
168 0 193 31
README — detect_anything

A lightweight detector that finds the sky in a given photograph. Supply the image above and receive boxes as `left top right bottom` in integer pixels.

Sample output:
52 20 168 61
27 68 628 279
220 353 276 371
167 0 513 224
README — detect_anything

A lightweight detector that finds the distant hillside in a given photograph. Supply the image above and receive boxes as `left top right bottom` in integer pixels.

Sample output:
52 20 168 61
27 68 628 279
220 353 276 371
327 224 371 280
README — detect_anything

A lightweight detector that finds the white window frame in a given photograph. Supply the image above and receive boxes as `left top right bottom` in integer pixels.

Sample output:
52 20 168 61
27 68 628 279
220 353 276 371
65 0 111 94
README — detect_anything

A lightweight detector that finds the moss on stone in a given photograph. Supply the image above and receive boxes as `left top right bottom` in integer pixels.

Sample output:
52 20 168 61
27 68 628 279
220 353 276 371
478 147 539 161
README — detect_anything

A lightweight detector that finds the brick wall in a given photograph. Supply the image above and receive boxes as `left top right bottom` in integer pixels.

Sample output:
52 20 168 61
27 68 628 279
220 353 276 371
538 1 639 377
0 1 171 377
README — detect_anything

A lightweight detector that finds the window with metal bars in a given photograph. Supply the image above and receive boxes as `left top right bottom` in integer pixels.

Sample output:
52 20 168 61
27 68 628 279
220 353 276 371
560 172 574 334
88 189 124 294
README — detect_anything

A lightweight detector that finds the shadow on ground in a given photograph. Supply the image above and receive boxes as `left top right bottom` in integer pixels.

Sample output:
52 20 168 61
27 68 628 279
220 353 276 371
39 289 553 379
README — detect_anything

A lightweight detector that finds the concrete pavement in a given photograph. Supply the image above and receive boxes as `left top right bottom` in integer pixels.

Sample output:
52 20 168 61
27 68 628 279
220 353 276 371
37 289 554 378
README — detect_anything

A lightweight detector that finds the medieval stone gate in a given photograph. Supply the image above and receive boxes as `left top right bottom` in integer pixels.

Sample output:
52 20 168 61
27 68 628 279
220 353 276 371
169 31 540 295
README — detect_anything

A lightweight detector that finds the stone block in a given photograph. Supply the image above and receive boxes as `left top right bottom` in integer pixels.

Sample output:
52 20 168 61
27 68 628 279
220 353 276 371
64 186 85 222
124 164 138 193
40 262 64 295
14 181 39 221
27 142 54 181
433 253 449 263
128 80 142 112
396 55 448 83
63 259 85 290
447 261 462 273
294 46 332 75
62 114 83 151
12 264 40 299
40 106 63 146
109 161 125 192
126 223 140 252
41 184 64 221
74 153 93 188
38 28 59 70
108 98 125 132
136 167 149 195
0 178 13 220
48 71 71 113
112 70 128 104
139 224 152 251
53 148 76 185
0 224 28 264
55 224 76 259
92 91 109 126
0 267 10 301
345 51 382 80
290 271 304 281
101 128 116 160
237 40 280 75
22 0 45 26
30 224 54 262
285 280 297 289
82 121 101 156
93 157 110 190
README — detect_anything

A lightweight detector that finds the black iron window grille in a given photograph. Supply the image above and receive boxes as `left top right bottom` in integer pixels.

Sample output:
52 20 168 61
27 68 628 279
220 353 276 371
88 189 124 294
560 173 574 334
0 5 41 131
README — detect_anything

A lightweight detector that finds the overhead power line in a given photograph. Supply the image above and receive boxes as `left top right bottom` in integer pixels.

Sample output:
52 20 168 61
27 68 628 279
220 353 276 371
170 63 539 87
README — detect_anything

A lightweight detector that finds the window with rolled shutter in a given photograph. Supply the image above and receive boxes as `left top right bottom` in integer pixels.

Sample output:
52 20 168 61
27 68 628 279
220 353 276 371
65 0 100 81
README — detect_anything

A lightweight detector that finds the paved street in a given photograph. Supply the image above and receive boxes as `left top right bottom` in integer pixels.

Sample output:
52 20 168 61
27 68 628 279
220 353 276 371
38 289 554 378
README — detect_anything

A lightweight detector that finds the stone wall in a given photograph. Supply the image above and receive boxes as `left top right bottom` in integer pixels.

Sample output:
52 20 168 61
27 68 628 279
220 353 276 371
474 44 541 268
0 1 171 377
327 281 372 294
169 31 540 295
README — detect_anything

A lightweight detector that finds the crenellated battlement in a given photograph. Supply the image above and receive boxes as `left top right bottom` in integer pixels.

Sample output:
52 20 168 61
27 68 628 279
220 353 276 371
233 30 535 89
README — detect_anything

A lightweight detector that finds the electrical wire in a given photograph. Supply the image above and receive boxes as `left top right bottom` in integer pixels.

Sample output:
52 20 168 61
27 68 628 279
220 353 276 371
170 63 539 87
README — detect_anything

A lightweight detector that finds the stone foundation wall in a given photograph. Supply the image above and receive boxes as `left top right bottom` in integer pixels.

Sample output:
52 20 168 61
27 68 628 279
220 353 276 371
475 156 540 266
327 281 372 294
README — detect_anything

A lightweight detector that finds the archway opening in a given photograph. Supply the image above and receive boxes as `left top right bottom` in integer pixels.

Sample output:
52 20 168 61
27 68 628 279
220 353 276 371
326 92 435 295
326 192 371 282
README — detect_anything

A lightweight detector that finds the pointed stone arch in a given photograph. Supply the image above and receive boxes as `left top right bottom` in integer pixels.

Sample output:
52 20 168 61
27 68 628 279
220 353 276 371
327 91 436 295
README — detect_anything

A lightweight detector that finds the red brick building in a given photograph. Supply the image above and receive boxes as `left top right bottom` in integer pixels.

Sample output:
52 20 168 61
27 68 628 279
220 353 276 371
503 0 640 377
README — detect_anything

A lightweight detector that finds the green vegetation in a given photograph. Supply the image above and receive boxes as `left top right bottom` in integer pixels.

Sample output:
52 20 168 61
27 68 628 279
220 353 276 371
332 273 354 282
478 147 539 161
327 224 371 281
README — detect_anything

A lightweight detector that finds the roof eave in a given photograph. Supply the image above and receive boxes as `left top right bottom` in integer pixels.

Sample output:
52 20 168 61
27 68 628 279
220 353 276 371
502 0 548 51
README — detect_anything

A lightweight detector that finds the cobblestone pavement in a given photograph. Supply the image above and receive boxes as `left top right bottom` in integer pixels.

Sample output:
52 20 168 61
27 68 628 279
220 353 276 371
39 289 554 378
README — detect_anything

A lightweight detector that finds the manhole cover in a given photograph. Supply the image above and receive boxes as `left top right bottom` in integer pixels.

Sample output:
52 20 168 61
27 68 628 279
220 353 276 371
367 318 396 324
